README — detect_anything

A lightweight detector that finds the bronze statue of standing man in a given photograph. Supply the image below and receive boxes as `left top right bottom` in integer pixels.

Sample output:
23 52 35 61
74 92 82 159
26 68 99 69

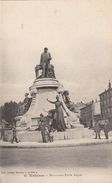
40 47 52 78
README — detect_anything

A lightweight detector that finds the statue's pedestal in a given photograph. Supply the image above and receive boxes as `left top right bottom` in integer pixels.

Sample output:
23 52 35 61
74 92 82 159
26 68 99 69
19 78 81 129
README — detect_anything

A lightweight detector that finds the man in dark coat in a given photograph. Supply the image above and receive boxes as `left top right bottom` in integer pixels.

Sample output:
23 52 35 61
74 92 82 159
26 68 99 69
11 126 18 143
1 120 5 141
39 113 49 143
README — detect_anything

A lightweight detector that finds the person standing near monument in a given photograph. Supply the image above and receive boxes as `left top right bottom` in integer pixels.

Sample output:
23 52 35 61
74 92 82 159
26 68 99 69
47 95 69 132
11 126 18 144
40 47 52 77
39 113 49 143
1 119 5 141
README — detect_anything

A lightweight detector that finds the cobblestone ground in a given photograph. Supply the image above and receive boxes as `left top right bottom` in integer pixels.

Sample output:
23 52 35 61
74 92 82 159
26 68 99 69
0 143 112 168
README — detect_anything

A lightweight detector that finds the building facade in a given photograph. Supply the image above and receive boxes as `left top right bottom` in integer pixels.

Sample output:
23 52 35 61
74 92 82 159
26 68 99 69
99 81 112 128
80 100 101 128
74 102 86 117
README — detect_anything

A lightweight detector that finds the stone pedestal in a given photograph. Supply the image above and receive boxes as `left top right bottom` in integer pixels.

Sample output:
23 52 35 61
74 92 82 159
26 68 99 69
19 78 81 130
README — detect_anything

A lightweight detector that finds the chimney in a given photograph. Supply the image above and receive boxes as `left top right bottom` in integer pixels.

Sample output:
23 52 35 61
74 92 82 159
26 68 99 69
108 80 111 89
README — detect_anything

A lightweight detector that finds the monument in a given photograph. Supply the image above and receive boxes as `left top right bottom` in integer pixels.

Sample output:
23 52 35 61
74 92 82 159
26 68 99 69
16 48 89 142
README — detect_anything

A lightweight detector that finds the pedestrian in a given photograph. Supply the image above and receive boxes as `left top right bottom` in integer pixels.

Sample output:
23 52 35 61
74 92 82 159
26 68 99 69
39 113 49 143
48 128 54 142
11 126 18 143
1 119 5 141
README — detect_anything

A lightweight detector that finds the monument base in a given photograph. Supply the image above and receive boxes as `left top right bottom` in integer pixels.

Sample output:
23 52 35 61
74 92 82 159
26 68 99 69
16 128 93 142
19 78 81 129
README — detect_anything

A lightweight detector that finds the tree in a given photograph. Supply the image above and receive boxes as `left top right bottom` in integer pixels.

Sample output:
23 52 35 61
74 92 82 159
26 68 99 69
0 106 3 124
2 101 19 126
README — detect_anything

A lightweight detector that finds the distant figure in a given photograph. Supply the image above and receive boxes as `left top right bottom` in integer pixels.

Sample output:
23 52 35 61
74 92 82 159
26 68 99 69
11 126 18 143
49 130 54 142
94 119 110 139
1 120 5 141
46 112 55 142
39 113 49 143
40 47 52 78
47 95 69 132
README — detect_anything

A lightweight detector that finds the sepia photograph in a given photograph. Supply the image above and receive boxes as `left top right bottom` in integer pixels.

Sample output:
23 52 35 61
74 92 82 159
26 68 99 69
0 1 112 183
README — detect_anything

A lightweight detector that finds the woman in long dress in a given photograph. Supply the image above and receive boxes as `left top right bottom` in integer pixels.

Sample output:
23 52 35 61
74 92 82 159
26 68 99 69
47 95 68 131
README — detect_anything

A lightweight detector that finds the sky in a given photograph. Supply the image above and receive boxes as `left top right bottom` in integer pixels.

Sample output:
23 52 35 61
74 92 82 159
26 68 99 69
0 0 112 105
